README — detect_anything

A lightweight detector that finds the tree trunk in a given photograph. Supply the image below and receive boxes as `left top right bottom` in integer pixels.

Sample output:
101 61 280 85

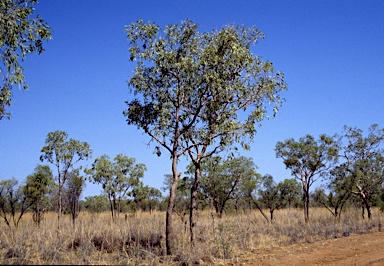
363 200 372 219
190 165 201 246
108 198 114 221
166 157 180 255
58 182 62 231
303 190 310 223
249 195 270 223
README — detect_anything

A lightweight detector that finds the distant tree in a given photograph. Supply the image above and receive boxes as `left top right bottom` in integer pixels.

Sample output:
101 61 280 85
24 164 54 226
84 195 110 213
124 19 286 253
63 169 85 226
162 174 190 229
0 0 51 119
277 178 302 209
316 163 355 221
85 154 146 221
131 182 162 213
275 134 338 223
0 178 34 228
337 124 384 219
257 174 285 222
40 130 92 230
194 156 257 218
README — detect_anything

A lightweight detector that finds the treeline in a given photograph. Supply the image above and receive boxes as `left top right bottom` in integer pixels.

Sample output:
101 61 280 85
2 126 384 229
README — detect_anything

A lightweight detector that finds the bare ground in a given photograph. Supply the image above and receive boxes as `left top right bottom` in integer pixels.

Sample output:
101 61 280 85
231 231 384 266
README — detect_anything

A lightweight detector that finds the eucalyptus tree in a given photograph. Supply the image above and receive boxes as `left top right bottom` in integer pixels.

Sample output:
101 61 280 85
277 178 302 209
84 195 110 213
316 163 355 221
275 134 338 223
337 124 384 219
124 19 286 253
162 174 191 228
0 178 36 228
0 0 51 119
257 174 285 222
193 156 257 218
24 164 54 226
131 182 162 213
64 169 85 226
85 154 146 221
40 130 92 230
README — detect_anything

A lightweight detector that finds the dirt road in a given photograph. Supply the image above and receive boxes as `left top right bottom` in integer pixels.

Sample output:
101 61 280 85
234 231 384 266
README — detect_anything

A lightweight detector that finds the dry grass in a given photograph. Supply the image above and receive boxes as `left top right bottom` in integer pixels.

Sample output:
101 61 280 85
0 207 382 265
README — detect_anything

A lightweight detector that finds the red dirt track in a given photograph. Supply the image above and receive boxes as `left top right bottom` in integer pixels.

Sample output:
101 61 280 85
235 231 384 265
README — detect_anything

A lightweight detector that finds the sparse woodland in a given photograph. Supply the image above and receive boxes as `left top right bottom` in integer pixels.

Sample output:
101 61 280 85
1 1 384 265
0 208 382 265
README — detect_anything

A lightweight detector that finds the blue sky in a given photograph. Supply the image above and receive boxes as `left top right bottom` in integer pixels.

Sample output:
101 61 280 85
1 1 383 198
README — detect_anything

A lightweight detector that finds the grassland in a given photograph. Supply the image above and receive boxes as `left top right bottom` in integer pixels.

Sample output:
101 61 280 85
0 207 382 265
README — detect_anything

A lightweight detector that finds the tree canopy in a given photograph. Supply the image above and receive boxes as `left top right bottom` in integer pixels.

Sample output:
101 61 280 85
275 134 338 223
0 0 51 119
85 153 146 221
123 18 287 254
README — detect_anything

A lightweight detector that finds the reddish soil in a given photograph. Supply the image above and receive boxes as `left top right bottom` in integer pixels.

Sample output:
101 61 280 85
235 231 384 266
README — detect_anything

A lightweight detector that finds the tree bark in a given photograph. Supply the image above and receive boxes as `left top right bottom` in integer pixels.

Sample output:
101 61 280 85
166 157 180 255
303 190 310 223
58 180 62 231
190 165 201 246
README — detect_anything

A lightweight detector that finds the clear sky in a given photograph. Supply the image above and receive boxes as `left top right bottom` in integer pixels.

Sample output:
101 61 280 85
1 0 383 198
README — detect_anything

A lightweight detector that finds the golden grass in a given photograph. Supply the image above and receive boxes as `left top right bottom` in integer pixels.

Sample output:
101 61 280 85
0 207 382 265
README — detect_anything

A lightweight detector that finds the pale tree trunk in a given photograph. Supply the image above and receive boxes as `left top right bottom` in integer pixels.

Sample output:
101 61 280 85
57 176 62 232
356 184 372 220
190 165 201 246
166 157 180 255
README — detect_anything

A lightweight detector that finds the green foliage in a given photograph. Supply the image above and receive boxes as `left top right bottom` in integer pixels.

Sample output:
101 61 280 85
124 18 287 254
40 130 92 228
131 182 163 212
23 164 54 226
85 154 146 220
0 0 51 119
84 195 110 213
63 169 85 225
275 134 339 222
40 131 92 172
0 178 34 227
336 124 384 219
193 156 258 216
257 174 285 220
124 19 286 159
277 178 302 209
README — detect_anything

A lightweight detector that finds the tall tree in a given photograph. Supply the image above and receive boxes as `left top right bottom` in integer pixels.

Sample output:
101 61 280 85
85 154 146 221
40 130 92 230
124 19 286 253
0 0 51 119
275 134 338 223
24 164 54 226
162 174 191 227
337 124 384 219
